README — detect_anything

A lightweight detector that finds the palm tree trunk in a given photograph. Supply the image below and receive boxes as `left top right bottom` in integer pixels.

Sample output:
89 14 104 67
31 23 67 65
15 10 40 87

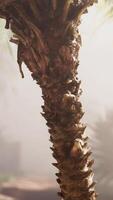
0 1 97 199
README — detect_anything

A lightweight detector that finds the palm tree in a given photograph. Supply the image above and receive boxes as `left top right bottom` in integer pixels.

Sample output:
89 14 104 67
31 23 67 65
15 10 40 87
91 111 113 182
0 1 97 200
90 110 113 200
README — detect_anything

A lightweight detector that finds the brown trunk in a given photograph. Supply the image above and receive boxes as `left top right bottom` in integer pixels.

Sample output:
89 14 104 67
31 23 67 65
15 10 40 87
0 1 98 200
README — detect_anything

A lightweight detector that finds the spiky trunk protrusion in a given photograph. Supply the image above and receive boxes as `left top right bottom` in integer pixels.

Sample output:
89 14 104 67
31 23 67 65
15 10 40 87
0 0 98 199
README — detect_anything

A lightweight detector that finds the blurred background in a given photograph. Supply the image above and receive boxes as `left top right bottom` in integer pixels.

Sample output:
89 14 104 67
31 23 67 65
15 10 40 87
0 1 113 200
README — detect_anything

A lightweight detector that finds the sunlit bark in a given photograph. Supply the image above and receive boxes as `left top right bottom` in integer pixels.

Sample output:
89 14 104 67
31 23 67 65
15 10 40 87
0 1 97 199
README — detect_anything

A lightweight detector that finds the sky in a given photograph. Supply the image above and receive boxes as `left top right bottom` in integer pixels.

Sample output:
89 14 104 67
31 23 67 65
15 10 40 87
0 4 113 181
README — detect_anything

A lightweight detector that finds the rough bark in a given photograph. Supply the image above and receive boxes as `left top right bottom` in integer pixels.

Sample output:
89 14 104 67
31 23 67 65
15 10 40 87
0 1 98 200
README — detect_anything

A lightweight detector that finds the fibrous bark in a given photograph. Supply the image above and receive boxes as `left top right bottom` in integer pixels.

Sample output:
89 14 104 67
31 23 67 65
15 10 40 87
0 1 98 200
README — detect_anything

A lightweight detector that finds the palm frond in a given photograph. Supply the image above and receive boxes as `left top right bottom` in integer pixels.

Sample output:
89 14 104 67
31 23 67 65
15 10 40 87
98 0 113 19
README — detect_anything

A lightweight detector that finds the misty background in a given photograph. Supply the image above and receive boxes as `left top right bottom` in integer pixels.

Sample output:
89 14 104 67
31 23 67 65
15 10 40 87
0 4 113 200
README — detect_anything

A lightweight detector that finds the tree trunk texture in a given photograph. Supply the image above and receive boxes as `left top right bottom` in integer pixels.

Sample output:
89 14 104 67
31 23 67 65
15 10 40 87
0 1 98 200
